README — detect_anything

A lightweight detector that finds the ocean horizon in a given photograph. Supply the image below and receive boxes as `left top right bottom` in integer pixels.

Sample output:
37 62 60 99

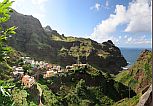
120 47 152 66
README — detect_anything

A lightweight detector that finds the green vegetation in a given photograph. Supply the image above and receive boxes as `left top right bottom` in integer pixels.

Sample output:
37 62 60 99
57 40 93 58
112 94 140 106
12 88 28 106
114 50 152 105
49 32 125 73
36 66 136 106
0 80 15 105
0 0 16 62
50 33 90 43
0 0 150 106
115 50 152 92
0 0 17 105
51 31 101 58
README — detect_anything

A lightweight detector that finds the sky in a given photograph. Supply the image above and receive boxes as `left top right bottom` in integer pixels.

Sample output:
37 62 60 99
7 0 153 48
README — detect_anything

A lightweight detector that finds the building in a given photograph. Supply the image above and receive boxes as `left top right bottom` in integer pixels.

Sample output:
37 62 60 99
21 75 35 88
72 64 87 67
66 65 74 70
13 66 24 77
43 70 54 78
14 67 24 71
13 71 24 76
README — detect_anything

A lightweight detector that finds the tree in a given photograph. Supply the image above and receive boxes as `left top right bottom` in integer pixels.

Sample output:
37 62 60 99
42 86 62 106
75 79 87 97
65 91 80 105
0 80 15 105
0 0 16 62
0 0 17 105
12 89 28 106
104 72 112 80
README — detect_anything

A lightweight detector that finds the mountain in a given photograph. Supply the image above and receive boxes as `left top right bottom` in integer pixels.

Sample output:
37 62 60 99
2 9 127 74
115 49 152 93
44 25 52 32
114 49 152 106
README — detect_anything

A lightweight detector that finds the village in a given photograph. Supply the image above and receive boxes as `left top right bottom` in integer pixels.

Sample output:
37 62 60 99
12 56 88 88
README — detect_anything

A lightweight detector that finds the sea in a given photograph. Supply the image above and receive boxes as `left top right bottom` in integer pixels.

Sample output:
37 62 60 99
120 47 152 67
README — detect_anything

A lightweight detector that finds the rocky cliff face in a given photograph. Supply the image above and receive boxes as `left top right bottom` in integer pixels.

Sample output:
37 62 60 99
2 10 127 74
132 50 152 93
2 10 56 61
2 10 50 51
114 49 152 106
115 49 152 93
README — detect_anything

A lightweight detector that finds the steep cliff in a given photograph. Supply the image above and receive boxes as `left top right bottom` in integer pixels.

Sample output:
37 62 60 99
2 10 127 74
115 49 152 93
114 49 152 106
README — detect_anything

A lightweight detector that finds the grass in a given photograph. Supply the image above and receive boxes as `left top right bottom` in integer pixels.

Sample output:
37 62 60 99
113 50 152 106
115 71 130 86
112 94 141 106
97 50 110 59
115 50 152 91
51 34 78 42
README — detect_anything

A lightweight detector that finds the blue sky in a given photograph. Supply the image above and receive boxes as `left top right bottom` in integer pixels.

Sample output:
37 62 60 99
10 0 152 48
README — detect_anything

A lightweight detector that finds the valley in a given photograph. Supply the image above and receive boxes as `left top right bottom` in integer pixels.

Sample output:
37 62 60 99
0 1 152 106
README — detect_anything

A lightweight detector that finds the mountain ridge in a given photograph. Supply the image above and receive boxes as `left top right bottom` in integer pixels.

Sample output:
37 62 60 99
2 9 127 74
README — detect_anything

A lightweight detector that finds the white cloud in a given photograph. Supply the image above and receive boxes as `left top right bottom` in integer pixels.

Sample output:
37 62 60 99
126 36 151 45
114 34 151 46
91 5 126 42
11 0 48 26
90 2 101 11
127 37 132 42
95 3 101 10
91 0 152 43
124 35 128 38
119 36 122 39
125 0 152 32
105 0 109 7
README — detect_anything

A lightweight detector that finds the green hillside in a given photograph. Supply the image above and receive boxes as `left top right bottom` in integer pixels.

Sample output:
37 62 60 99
115 50 152 92
8 65 136 106
0 1 151 106
114 49 152 106
3 9 127 74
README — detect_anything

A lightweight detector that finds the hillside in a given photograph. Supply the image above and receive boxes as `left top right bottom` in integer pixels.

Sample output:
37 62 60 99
115 49 152 93
2 9 127 74
0 1 151 106
0 48 136 106
114 49 152 106
9 63 136 106
38 65 136 106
